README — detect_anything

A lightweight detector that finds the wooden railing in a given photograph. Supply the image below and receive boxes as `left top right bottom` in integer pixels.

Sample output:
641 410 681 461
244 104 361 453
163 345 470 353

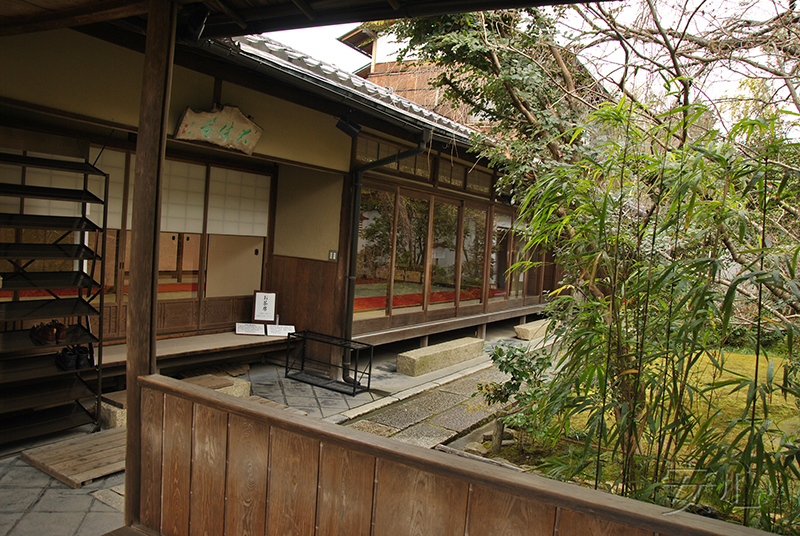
136 374 768 536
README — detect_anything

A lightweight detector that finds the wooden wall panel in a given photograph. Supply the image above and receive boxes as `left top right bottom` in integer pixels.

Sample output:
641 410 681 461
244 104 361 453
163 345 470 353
202 298 233 326
317 442 375 536
558 509 655 536
161 395 193 536
189 406 227 536
466 485 556 536
160 300 198 332
139 387 164 533
373 459 469 536
270 255 340 337
267 428 320 536
225 414 270 536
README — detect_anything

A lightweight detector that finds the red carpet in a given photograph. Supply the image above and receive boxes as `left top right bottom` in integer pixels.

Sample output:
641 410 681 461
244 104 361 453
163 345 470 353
354 287 487 311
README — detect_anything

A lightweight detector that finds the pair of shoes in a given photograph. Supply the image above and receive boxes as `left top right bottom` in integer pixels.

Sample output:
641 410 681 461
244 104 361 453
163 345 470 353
30 323 56 345
55 345 94 370
56 347 77 371
48 320 67 342
75 345 93 369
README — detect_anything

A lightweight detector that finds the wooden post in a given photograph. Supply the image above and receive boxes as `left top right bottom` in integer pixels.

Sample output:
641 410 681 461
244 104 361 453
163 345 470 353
125 0 176 526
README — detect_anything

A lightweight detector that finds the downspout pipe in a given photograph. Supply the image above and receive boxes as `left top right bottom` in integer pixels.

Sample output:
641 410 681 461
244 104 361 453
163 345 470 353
342 129 432 384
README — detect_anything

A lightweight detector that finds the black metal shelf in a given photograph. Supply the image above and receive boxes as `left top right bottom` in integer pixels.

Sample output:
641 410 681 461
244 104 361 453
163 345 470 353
0 324 99 358
0 182 104 204
286 330 373 396
0 213 101 232
0 271 98 291
0 152 106 177
0 351 99 383
0 403 95 445
0 243 99 261
0 150 107 446
0 374 95 414
0 297 99 323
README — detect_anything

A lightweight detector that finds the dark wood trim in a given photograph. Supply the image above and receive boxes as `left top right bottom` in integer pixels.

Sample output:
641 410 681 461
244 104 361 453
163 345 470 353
335 171 353 339
125 0 176 526
264 167 279 292
197 165 211 331
0 0 149 37
212 78 223 107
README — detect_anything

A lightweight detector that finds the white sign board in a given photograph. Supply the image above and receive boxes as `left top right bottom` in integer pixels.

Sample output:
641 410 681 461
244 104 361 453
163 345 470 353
236 323 266 336
253 292 276 322
267 324 296 337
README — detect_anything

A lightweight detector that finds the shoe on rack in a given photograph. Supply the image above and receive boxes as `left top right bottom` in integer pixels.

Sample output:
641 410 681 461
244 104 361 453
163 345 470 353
75 345 94 369
56 347 77 371
30 323 56 345
48 320 67 342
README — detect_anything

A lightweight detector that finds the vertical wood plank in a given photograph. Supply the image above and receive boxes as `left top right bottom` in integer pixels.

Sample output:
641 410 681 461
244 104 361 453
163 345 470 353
373 458 469 536
139 387 164 533
161 394 192 536
316 442 375 536
466 484 556 536
125 0 177 525
189 405 227 536
225 414 270 536
267 428 320 536
558 509 655 536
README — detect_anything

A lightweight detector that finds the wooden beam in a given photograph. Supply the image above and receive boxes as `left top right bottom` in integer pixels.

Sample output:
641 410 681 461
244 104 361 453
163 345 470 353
125 0 177 527
291 0 317 20
0 0 149 37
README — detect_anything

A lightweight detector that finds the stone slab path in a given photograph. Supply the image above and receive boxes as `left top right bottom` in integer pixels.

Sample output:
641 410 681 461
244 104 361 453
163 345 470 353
346 366 511 449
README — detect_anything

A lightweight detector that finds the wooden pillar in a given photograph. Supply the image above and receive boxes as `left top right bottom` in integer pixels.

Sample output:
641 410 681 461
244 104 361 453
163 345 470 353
125 0 176 526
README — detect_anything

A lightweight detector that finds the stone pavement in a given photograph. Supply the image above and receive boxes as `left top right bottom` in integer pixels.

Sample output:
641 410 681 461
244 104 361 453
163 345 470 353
0 318 545 536
0 456 124 536
345 367 510 448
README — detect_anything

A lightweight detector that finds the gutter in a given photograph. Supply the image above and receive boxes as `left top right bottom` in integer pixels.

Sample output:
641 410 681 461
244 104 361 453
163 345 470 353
342 129 432 384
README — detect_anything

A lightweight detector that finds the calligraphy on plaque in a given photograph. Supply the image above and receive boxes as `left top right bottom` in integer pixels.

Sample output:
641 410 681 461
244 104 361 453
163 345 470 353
175 105 263 155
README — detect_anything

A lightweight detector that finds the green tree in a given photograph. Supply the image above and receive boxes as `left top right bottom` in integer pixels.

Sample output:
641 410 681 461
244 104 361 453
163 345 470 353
381 5 800 531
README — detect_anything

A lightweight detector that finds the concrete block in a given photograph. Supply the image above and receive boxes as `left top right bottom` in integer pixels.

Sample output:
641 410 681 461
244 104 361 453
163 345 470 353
99 404 126 430
217 377 251 398
397 337 484 377
514 319 549 341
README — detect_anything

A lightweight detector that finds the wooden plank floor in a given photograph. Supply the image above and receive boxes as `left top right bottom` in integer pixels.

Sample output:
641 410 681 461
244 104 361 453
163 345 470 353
20 427 126 489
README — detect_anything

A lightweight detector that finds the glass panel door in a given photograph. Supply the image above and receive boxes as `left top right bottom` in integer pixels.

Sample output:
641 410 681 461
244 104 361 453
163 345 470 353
355 188 395 319
392 194 429 313
430 201 458 310
460 207 486 306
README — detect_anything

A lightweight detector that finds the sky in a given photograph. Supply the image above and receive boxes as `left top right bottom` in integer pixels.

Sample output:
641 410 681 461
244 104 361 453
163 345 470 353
264 23 370 72
264 23 408 73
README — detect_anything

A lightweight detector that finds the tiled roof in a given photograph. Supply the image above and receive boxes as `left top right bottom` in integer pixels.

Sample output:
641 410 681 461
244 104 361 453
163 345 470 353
197 35 477 145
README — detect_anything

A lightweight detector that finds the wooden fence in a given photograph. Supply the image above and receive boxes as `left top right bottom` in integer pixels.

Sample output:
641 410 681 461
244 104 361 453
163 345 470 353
136 374 768 536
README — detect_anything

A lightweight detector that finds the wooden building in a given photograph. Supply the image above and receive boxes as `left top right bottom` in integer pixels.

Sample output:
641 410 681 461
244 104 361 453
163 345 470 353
1 24 557 359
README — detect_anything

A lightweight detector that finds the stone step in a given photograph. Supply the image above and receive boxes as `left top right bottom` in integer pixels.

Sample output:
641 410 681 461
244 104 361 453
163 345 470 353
514 319 550 341
397 337 485 377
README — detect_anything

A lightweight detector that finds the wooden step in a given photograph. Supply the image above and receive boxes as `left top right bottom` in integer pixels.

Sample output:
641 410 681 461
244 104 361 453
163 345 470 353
20 427 126 488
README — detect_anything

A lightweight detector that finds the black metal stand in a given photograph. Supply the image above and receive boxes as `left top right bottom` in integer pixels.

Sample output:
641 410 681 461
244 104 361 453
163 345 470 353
285 331 372 396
